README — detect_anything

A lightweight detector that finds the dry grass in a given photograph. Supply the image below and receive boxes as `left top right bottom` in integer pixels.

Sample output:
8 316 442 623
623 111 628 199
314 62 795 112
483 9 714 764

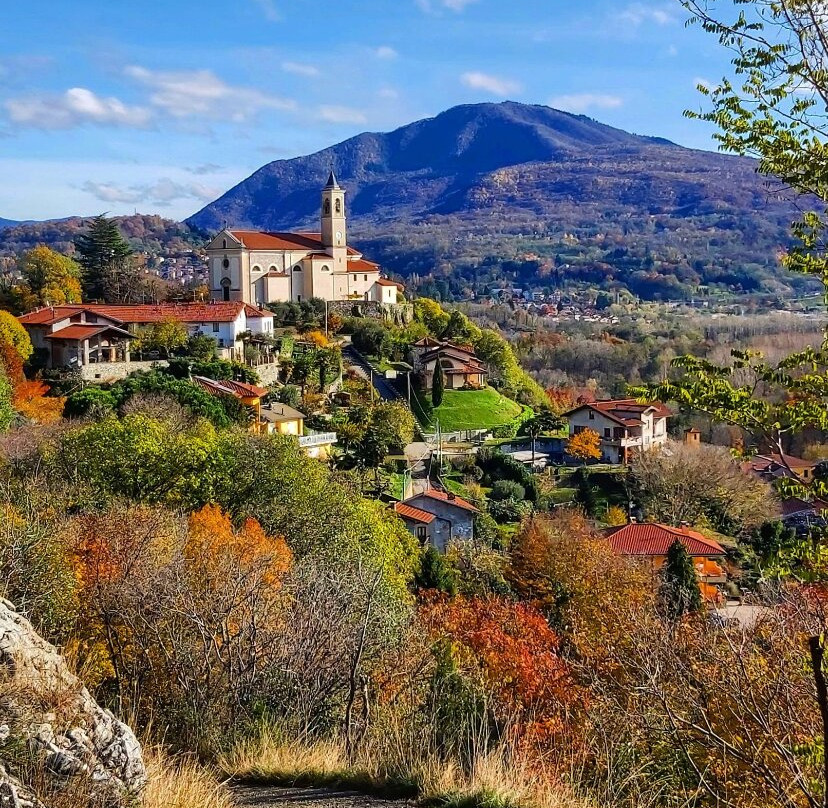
218 729 591 808
142 747 235 808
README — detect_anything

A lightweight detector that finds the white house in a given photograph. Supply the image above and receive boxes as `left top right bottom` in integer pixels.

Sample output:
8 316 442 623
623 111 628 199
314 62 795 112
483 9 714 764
564 398 670 464
206 173 403 307
18 301 274 370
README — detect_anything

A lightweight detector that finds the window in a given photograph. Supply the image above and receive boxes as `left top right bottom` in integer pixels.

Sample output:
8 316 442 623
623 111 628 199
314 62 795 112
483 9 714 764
588 410 595 420
212 322 220 333
222 239 227 248
364 274 368 281
416 526 427 541
269 265 277 273
293 265 302 272
324 199 330 215
335 198 341 214
574 425 586 435
321 265 330 272
222 258 230 269
604 428 611 438
252 265 261 274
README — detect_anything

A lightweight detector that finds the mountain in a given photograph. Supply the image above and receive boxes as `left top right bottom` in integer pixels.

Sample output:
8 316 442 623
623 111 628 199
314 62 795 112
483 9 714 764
188 102 682 231
0 218 21 230
187 102 810 301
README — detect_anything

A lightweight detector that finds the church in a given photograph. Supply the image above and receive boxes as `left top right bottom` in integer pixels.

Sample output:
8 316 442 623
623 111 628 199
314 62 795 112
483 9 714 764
206 173 402 307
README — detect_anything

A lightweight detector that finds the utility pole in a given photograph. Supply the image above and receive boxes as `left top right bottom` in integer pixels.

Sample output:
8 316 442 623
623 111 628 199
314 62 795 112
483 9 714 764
406 371 411 409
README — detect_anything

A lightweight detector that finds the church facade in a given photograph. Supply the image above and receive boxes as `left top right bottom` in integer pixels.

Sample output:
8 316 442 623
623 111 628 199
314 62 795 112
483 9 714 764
206 173 402 307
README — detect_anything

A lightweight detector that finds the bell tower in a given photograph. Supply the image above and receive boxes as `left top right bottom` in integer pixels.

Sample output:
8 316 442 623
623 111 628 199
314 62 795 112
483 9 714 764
321 171 346 254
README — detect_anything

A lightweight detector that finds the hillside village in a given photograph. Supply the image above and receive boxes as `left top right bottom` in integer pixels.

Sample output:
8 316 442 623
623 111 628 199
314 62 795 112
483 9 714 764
1 6 828 802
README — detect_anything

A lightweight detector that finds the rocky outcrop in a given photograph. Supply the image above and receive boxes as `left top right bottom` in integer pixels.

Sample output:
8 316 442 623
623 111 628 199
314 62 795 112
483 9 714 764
0 598 146 804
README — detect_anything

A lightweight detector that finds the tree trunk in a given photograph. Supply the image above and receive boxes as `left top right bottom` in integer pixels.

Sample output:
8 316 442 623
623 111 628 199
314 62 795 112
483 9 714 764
808 635 828 808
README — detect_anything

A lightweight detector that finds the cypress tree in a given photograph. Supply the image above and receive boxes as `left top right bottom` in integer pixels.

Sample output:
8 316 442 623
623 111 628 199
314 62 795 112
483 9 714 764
660 538 703 619
431 360 445 408
73 215 134 302
415 545 457 596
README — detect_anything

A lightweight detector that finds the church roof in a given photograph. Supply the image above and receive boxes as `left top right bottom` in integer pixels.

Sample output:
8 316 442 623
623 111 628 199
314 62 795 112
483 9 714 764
324 170 341 190
228 230 360 255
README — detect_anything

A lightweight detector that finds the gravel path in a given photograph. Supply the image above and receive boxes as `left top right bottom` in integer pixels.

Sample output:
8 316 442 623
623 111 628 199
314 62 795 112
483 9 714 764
231 785 416 808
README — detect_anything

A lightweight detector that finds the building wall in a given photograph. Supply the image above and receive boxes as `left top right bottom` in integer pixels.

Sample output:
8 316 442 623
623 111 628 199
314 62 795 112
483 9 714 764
404 495 475 551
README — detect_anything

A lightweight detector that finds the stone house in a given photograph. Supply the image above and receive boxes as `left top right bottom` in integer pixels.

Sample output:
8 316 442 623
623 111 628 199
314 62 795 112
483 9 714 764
394 488 479 551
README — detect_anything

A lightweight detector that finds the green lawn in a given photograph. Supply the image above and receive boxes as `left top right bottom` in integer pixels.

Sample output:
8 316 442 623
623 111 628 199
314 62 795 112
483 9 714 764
417 388 522 432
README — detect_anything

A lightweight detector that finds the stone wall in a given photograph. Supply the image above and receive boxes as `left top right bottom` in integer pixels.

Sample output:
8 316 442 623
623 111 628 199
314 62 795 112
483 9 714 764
81 360 168 382
327 300 413 327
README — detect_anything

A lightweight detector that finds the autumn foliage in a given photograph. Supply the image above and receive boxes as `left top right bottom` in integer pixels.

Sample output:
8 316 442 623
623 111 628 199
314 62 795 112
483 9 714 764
13 380 65 424
420 593 576 738
565 428 601 463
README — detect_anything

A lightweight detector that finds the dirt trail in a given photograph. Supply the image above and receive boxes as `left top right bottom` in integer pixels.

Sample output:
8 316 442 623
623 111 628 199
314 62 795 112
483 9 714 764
231 785 416 808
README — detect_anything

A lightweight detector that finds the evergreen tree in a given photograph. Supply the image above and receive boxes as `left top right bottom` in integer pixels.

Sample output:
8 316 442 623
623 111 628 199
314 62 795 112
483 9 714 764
431 360 444 408
73 215 135 302
660 539 703 619
415 545 457 596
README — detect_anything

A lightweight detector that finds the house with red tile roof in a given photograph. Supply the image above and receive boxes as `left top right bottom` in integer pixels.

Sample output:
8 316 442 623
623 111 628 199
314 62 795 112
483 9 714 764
18 301 274 374
745 453 818 485
604 521 727 602
206 173 403 307
564 399 671 464
395 487 479 551
411 339 487 390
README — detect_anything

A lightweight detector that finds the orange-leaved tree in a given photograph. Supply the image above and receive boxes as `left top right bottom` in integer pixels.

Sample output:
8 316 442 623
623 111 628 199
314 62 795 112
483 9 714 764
13 380 65 424
508 510 655 672
420 594 577 740
566 428 601 464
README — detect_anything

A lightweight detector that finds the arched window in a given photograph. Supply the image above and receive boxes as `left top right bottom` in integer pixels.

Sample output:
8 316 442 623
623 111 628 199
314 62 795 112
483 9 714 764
335 198 341 214
324 199 331 215
252 265 261 274
220 276 231 302
222 239 227 248
269 265 277 273
321 265 330 272
293 265 302 272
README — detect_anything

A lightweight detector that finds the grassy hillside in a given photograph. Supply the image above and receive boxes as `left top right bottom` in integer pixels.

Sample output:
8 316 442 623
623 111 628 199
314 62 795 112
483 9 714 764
416 388 522 432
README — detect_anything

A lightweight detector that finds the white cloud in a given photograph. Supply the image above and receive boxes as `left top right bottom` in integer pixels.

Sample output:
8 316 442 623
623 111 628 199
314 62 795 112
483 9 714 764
318 105 368 124
5 87 151 130
81 178 219 207
378 87 399 100
617 3 677 27
374 46 398 59
125 65 295 121
251 0 280 21
185 163 224 175
548 93 623 113
461 71 521 97
282 61 320 77
417 0 478 12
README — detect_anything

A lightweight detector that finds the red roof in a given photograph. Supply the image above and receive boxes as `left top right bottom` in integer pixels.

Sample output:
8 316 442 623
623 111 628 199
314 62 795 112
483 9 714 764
192 376 268 399
228 230 360 256
394 502 436 524
43 324 129 341
604 523 725 557
565 398 671 427
780 497 828 516
409 488 479 513
349 258 381 272
22 302 273 325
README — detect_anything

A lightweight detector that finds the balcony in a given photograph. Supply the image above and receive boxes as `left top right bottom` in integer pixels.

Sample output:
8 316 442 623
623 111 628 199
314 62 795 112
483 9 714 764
298 431 338 448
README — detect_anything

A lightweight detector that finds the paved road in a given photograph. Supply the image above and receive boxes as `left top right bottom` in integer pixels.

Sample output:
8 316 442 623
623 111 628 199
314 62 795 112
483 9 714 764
342 346 403 404
232 785 415 808
404 441 432 496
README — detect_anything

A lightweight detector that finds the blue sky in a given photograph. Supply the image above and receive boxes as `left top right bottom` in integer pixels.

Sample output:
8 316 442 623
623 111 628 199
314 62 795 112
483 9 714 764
0 0 731 221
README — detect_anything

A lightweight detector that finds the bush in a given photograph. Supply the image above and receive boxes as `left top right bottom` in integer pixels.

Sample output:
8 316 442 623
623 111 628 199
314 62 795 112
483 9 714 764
490 480 526 502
